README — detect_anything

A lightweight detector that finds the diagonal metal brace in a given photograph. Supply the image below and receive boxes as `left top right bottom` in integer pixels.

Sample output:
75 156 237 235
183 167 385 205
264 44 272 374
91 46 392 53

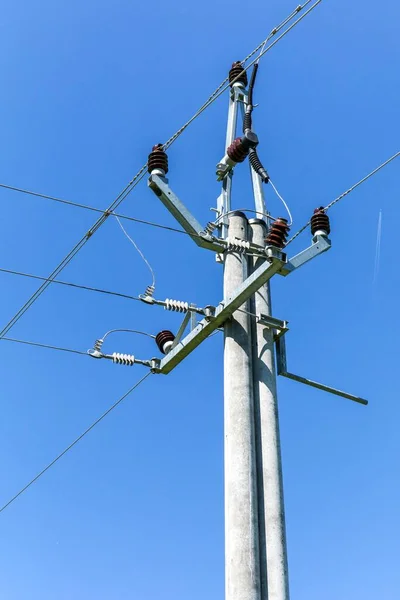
275 335 368 406
148 174 221 251
153 250 286 374
170 311 192 350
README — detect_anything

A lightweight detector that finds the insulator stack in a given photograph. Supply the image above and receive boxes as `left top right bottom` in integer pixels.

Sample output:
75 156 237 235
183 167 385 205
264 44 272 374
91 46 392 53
204 221 217 235
226 238 251 253
156 330 175 355
229 61 248 87
227 137 250 163
93 339 104 353
265 218 290 249
112 352 135 366
148 144 169 174
164 299 190 313
227 131 259 164
310 207 331 236
144 284 155 298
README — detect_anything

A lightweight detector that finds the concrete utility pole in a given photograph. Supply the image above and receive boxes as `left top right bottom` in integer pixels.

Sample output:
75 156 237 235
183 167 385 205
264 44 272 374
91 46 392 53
250 219 289 600
224 212 261 600
143 59 366 600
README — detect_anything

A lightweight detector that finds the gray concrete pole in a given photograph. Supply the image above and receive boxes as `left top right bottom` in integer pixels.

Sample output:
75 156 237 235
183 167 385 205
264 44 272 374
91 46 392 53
224 212 261 600
249 218 290 600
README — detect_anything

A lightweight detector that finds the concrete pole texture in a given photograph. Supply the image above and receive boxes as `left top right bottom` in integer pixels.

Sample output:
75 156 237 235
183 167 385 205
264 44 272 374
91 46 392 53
249 218 290 600
224 212 261 600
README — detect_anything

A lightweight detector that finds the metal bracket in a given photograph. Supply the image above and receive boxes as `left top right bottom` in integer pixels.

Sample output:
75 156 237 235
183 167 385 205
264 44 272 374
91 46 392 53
275 335 368 406
148 174 221 252
170 311 192 351
257 314 289 340
152 252 285 374
280 235 331 276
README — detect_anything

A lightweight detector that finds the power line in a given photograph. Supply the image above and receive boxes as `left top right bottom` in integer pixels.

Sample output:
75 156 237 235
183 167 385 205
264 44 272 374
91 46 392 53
287 150 400 245
163 0 321 151
0 371 152 514
0 1 320 340
1 336 88 356
0 182 192 237
0 266 141 302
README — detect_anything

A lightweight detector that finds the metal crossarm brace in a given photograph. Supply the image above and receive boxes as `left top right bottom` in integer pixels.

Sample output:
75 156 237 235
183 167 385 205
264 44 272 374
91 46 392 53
148 174 272 258
279 235 331 275
275 335 368 405
148 174 221 251
152 250 286 374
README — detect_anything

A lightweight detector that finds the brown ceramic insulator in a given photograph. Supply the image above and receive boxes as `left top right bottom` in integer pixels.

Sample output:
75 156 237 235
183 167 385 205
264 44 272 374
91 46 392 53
229 61 248 87
148 144 169 174
310 207 331 235
227 137 249 163
155 330 175 354
265 218 290 249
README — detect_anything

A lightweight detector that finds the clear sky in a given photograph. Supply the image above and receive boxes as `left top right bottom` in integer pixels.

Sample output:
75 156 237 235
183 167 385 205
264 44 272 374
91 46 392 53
0 0 399 598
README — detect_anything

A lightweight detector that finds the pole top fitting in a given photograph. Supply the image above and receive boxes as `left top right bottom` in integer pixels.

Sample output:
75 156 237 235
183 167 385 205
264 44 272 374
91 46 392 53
148 144 169 175
248 218 266 226
229 61 248 88
230 210 248 220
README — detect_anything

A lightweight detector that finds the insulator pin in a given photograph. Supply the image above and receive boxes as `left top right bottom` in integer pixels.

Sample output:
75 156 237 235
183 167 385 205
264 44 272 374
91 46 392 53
93 339 104 353
265 218 290 249
164 299 190 313
229 61 248 87
226 238 251 253
203 221 217 235
144 284 155 298
112 352 135 366
156 330 175 355
310 207 330 236
148 144 168 175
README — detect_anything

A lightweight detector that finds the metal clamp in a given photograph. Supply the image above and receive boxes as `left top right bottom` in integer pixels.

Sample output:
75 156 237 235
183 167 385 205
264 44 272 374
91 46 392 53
257 314 289 340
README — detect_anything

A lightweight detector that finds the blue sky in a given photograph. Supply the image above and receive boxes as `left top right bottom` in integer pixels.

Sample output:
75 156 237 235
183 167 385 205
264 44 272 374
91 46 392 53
0 0 399 598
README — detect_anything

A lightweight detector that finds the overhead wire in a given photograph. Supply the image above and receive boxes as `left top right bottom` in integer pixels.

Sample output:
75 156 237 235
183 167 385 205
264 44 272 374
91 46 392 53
269 180 293 225
0 266 142 302
286 150 400 245
101 328 156 341
1 336 88 356
0 372 152 514
0 182 192 236
0 0 322 340
114 216 156 292
162 1 319 151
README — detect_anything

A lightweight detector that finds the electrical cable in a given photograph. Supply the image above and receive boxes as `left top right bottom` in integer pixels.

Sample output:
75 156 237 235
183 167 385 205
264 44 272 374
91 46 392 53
269 180 293 225
0 371 152 514
0 182 281 236
214 208 276 224
242 1 312 66
0 182 192 236
163 1 320 151
101 328 156 341
114 216 156 291
0 266 142 302
286 151 400 245
1 336 88 356
0 0 321 340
